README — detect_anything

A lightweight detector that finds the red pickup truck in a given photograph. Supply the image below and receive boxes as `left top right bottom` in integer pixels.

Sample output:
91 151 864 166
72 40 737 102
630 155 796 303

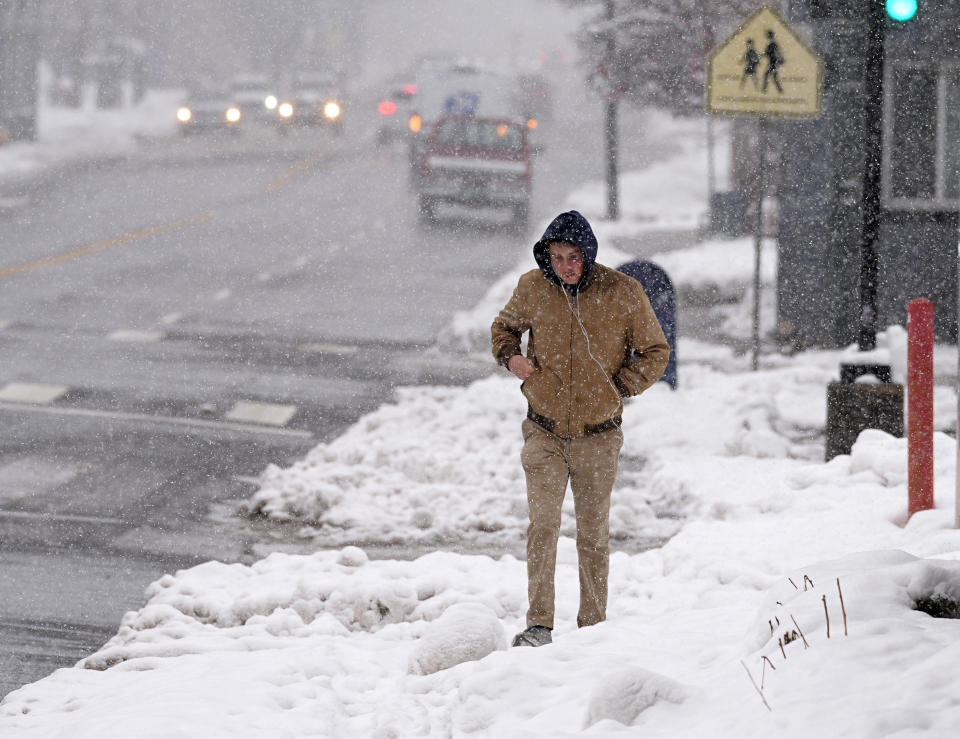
414 114 533 230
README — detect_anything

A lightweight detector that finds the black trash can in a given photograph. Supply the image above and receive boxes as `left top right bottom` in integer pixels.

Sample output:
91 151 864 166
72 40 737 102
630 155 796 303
825 363 904 461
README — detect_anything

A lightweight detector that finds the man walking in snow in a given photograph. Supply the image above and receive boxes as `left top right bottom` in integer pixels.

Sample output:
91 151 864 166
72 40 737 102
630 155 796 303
491 210 670 647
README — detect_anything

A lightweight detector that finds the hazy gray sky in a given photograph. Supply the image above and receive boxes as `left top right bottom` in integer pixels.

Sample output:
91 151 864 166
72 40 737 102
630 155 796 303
358 0 590 84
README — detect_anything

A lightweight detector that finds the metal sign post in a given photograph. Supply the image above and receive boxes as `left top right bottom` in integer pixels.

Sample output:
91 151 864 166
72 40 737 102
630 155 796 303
751 119 768 371
705 5 822 370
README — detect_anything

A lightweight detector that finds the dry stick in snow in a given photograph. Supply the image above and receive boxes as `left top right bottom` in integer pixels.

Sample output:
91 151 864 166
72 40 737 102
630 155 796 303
837 578 848 636
804 575 815 590
788 577 798 590
761 655 776 689
778 637 786 659
790 615 809 648
822 594 830 638
741 660 773 712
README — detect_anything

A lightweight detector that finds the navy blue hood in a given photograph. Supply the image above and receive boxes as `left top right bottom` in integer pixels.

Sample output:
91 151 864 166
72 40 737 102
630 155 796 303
533 210 598 293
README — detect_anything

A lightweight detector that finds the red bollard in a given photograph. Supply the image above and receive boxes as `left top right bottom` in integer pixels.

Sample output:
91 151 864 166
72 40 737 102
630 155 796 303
907 298 934 517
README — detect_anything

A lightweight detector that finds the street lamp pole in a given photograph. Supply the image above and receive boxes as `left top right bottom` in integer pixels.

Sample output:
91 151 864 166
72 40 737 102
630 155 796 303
858 0 886 351
604 0 619 220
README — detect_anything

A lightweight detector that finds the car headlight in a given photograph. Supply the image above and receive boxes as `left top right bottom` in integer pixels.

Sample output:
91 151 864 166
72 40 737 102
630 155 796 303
278 102 294 118
176 106 192 123
225 107 241 123
323 101 341 120
265 95 278 110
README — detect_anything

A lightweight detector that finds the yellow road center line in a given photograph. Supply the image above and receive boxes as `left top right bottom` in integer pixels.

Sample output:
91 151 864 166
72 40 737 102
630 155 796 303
0 211 218 280
260 150 330 196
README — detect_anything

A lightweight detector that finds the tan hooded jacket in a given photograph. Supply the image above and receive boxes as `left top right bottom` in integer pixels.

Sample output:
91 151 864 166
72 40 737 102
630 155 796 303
492 261 670 438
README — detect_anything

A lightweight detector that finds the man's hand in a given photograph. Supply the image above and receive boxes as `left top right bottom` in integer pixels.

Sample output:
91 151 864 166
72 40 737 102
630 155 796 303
507 355 536 380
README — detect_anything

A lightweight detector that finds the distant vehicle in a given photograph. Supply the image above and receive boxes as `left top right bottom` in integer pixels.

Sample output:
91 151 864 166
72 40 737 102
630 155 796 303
175 89 242 135
516 72 553 123
405 62 536 173
413 114 533 230
229 73 276 119
375 76 418 145
274 71 344 133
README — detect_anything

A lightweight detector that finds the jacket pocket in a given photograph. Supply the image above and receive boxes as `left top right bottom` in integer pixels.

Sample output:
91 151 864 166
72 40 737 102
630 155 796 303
575 371 624 427
521 367 563 412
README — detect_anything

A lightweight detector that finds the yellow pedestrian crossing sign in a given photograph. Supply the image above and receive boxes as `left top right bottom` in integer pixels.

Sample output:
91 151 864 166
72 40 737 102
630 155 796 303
706 5 822 118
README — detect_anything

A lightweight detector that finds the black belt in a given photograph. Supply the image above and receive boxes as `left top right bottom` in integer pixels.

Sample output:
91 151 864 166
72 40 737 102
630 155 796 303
527 407 621 437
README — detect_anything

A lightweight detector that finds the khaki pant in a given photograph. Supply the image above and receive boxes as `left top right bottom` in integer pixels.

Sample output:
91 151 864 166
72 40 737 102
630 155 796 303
520 418 623 629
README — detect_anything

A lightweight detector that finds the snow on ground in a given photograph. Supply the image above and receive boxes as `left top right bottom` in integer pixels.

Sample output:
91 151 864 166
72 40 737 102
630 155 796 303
0 90 180 187
3 108 960 738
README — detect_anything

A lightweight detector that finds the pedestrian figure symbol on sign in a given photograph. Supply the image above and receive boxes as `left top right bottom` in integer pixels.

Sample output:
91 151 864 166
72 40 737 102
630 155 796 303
763 29 784 94
741 39 761 90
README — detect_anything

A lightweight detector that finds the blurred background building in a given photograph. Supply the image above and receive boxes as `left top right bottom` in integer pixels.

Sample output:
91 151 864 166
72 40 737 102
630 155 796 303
1 0 364 139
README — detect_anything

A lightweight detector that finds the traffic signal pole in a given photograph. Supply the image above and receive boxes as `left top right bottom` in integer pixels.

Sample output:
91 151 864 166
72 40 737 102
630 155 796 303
858 0 886 351
604 0 619 220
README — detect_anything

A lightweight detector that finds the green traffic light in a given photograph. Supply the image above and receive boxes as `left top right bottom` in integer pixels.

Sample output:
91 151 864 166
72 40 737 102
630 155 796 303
886 0 918 22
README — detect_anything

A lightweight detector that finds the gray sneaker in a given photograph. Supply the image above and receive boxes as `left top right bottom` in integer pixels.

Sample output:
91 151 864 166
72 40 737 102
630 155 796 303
511 625 552 647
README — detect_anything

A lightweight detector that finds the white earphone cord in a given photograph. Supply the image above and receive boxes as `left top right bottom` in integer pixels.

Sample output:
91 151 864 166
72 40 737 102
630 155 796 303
562 288 624 408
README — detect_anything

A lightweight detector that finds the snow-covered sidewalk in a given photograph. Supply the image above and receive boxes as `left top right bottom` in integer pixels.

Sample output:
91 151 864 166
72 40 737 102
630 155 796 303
3 111 960 739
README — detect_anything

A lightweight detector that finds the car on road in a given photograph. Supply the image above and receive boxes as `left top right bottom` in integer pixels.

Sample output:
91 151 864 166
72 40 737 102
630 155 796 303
375 76 419 145
229 73 276 120
274 71 345 134
517 72 553 123
404 62 531 176
175 88 242 135
413 114 533 230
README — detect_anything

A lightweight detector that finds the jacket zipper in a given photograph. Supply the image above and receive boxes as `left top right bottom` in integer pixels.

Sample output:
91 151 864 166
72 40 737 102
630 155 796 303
565 292 575 438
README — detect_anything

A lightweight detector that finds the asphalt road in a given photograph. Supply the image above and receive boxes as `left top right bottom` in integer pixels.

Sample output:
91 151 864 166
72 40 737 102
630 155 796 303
0 77 680 698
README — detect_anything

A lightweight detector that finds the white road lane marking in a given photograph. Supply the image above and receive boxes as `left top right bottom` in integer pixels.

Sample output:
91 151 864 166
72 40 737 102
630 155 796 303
0 382 69 404
300 342 360 355
160 312 183 325
0 457 85 505
107 329 166 342
225 401 298 427
0 509 125 525
0 401 313 439
214 289 231 301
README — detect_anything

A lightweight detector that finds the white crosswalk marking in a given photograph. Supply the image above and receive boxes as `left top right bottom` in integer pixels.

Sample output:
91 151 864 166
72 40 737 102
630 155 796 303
300 342 360 355
225 401 298 427
0 382 68 404
0 457 83 505
107 329 166 342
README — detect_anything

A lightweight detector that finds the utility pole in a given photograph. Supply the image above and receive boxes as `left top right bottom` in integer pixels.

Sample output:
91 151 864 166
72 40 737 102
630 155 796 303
604 0 619 220
858 0 885 351
0 0 41 140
